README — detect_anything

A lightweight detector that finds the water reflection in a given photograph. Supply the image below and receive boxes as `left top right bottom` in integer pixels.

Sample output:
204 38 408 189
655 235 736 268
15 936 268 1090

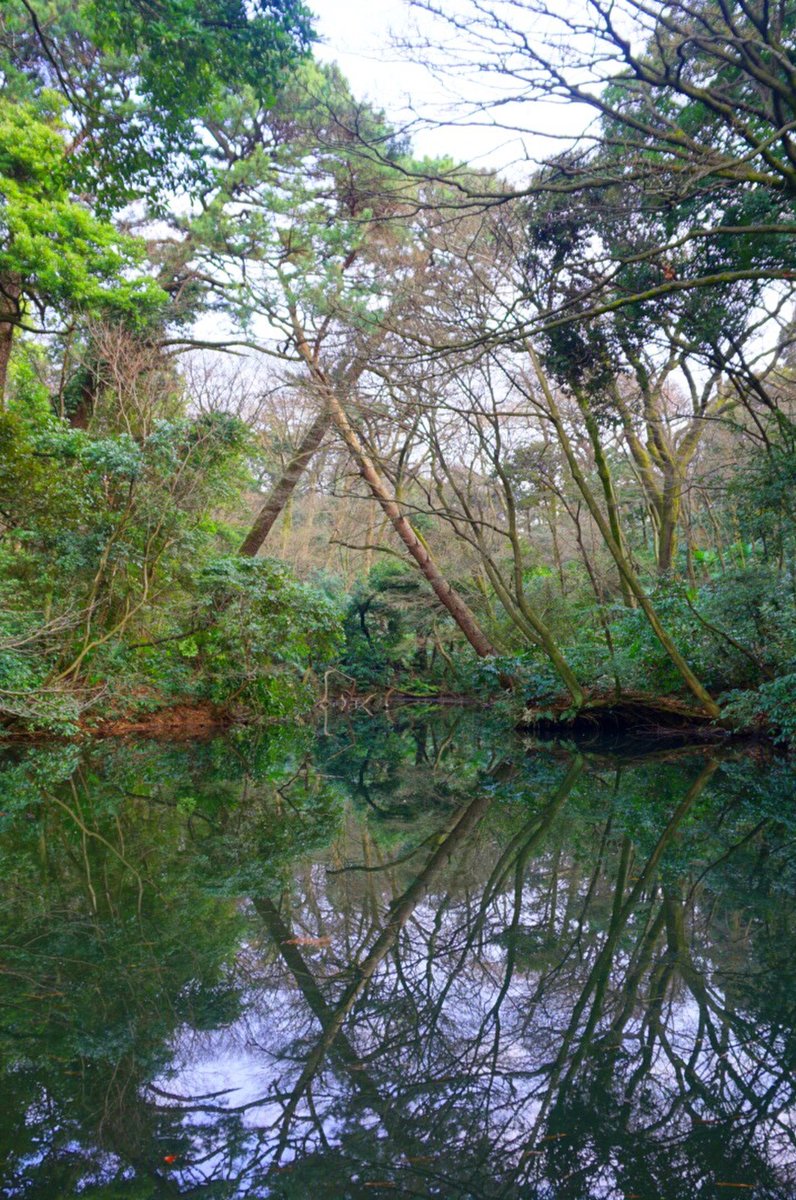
1 715 795 1198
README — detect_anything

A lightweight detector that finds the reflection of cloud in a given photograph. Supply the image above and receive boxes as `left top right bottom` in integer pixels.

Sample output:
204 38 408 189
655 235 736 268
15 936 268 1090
141 848 796 1197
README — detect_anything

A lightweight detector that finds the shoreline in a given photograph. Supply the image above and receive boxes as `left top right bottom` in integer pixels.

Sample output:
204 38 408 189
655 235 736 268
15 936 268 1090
0 686 783 749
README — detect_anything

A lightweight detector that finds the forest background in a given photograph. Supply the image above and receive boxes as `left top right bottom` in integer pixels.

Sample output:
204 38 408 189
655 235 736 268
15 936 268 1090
1 0 795 741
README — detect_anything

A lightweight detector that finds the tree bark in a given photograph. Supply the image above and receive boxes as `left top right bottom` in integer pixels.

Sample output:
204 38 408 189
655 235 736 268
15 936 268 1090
0 323 13 412
239 406 331 556
0 280 21 410
657 465 680 573
577 391 636 606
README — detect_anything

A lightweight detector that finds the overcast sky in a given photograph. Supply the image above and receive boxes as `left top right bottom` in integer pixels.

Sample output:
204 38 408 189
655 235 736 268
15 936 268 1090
307 0 585 178
309 0 462 154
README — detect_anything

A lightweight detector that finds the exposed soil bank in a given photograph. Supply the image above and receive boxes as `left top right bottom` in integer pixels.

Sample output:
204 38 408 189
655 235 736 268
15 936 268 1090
0 701 236 742
86 702 235 739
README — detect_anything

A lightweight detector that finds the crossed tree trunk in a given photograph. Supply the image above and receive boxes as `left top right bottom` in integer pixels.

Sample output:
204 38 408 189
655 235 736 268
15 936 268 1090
238 308 499 659
290 316 497 658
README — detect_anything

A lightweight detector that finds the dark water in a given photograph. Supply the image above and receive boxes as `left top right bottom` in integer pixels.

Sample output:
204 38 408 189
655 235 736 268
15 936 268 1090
1 712 796 1199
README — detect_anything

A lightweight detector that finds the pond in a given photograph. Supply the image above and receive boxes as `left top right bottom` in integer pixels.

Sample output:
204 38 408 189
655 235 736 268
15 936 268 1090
1 711 795 1198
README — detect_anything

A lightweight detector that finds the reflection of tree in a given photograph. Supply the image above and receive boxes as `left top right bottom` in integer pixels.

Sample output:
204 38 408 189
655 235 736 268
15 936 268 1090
2 721 796 1199
0 732 336 1196
258 783 493 1170
137 740 795 1198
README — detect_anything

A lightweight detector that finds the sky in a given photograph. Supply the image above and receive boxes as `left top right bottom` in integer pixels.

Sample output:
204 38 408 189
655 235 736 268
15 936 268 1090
308 0 468 156
306 0 586 178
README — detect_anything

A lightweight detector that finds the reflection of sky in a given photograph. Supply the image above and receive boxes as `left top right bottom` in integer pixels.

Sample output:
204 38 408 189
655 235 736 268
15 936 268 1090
144 854 796 1196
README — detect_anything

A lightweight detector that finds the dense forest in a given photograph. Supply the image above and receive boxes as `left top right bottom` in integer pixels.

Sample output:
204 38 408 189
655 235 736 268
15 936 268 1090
1 0 795 742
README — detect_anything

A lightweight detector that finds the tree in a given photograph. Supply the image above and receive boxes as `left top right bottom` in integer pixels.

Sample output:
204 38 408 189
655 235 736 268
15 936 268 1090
177 64 500 658
0 96 165 404
411 0 796 340
0 0 314 207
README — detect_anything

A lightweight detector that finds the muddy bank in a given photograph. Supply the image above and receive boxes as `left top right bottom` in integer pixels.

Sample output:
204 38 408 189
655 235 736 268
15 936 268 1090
0 701 236 742
85 701 235 739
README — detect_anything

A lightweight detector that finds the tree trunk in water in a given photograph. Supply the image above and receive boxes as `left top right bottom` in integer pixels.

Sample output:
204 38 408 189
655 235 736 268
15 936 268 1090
239 406 331 556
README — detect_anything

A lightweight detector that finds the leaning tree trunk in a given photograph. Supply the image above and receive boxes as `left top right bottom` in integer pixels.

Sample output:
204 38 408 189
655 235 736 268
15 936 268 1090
0 324 13 412
0 280 21 410
527 345 721 718
292 319 498 658
239 406 332 556
238 306 398 557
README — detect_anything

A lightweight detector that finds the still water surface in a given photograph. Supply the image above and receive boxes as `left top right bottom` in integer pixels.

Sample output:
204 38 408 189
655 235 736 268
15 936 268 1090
1 711 795 1198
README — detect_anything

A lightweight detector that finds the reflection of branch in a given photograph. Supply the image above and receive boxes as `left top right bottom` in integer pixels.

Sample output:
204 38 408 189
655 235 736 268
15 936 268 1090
254 897 382 1104
513 758 721 1171
325 828 442 875
429 756 585 1028
44 788 147 916
263 789 493 1170
206 750 789 1195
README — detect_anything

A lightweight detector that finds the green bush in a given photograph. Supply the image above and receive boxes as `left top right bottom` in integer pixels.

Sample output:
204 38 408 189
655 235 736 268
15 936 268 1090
723 672 796 747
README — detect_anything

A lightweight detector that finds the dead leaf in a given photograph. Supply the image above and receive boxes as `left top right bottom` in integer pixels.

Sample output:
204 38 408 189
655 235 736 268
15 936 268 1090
282 936 332 946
